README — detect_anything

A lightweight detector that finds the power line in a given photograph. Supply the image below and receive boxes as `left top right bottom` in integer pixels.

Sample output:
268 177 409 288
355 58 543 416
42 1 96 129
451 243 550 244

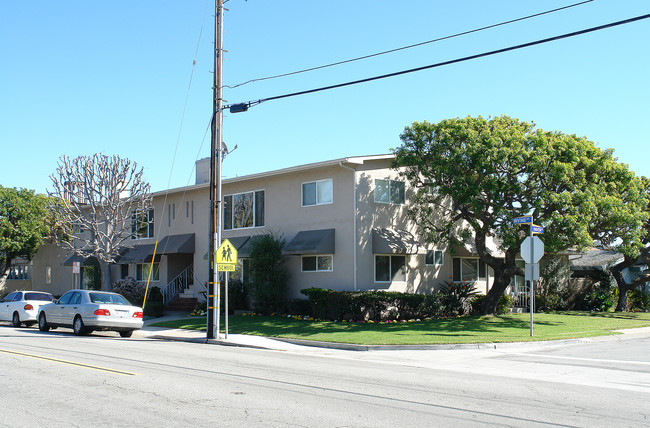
228 13 650 111
224 0 594 89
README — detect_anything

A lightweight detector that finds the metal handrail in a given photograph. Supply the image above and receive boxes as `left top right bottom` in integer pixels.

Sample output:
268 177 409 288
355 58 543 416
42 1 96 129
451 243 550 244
162 264 194 304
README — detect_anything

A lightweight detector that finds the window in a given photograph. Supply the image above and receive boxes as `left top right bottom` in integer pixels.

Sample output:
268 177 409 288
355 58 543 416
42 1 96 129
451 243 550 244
120 264 129 279
58 291 75 305
136 263 159 281
45 267 52 284
3 292 18 302
186 200 194 224
375 255 406 282
132 209 154 239
452 257 487 282
302 255 333 272
224 190 264 230
425 250 444 266
374 179 405 204
302 179 333 206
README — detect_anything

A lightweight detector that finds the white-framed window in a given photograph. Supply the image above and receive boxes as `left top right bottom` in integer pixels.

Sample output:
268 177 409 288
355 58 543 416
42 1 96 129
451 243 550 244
302 255 333 272
425 249 444 266
452 257 486 282
302 179 333 206
45 267 52 284
375 255 406 282
223 190 265 230
132 209 154 239
374 179 405 204
136 263 159 281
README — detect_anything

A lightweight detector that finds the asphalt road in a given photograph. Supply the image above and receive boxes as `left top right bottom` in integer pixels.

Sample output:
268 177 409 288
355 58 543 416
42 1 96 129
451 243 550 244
1 325 650 427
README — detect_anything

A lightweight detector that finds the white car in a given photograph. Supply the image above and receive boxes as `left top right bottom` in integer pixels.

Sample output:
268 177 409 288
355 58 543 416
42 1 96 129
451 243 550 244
0 291 54 327
37 289 144 338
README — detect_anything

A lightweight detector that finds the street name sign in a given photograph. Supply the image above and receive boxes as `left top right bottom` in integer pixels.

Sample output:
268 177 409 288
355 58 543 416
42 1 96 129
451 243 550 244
532 225 544 234
513 216 533 225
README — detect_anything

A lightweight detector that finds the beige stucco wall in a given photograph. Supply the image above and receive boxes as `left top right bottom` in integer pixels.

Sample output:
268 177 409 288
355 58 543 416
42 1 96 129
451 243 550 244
30 155 503 300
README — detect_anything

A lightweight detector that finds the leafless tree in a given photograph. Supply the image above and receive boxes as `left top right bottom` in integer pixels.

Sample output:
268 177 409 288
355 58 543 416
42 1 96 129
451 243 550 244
48 154 152 291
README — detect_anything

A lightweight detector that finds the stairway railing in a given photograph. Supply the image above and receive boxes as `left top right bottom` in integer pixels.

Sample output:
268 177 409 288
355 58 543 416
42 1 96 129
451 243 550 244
162 264 194 304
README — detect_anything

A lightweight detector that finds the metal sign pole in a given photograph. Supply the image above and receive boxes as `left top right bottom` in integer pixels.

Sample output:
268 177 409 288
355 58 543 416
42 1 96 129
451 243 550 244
225 272 229 339
530 215 534 337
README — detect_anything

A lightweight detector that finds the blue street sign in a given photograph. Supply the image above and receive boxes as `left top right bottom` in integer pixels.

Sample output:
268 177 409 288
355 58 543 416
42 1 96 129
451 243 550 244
532 225 544 234
513 216 532 225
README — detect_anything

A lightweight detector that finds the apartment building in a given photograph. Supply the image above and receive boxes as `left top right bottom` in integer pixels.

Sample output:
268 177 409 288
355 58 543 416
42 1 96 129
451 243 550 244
24 154 502 302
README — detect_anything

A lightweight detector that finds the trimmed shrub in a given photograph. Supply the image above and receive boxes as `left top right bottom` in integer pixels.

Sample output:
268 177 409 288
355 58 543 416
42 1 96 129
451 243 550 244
144 286 164 317
471 294 512 315
112 277 145 307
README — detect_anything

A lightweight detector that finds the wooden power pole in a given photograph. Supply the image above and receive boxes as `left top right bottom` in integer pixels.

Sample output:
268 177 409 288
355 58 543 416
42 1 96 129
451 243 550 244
208 0 224 340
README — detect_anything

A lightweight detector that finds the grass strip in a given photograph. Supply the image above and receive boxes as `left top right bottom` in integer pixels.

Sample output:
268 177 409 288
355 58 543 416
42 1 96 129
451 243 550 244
149 311 650 345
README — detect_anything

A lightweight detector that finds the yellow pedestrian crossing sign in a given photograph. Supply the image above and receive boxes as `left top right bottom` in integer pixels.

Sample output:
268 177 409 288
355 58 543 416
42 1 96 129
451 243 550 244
216 238 238 271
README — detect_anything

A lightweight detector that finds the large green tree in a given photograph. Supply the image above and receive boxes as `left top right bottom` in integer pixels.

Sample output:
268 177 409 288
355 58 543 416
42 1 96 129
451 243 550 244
0 186 50 282
606 177 650 311
393 115 648 315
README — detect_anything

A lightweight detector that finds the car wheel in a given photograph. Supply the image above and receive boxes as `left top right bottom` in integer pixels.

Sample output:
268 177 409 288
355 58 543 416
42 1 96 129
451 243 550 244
12 312 21 328
38 313 50 332
119 330 133 338
73 316 87 336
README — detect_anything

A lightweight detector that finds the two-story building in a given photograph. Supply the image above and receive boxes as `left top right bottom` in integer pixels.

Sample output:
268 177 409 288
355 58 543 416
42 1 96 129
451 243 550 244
19 154 504 304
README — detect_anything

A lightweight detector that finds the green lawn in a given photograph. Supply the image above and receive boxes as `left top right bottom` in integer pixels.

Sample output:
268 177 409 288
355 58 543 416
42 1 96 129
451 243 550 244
149 311 650 345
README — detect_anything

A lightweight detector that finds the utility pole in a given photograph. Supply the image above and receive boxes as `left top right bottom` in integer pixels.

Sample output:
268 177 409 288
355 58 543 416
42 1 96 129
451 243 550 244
207 0 224 340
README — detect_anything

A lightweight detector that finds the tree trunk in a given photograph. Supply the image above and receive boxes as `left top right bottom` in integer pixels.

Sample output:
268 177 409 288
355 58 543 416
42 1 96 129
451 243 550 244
480 268 512 315
611 255 636 312
99 260 112 291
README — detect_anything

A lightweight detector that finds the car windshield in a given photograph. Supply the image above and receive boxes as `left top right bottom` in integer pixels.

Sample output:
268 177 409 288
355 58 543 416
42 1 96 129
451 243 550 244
89 292 130 306
25 292 53 302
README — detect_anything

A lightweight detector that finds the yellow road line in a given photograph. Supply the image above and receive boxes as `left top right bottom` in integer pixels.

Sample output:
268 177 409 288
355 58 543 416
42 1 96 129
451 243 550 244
0 348 138 376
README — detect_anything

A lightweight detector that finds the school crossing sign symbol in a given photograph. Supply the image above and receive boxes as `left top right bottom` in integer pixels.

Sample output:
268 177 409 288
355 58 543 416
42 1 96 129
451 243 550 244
216 239 238 272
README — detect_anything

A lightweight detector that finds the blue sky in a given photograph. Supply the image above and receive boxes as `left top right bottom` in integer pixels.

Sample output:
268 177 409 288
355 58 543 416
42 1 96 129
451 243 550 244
1 1 648 194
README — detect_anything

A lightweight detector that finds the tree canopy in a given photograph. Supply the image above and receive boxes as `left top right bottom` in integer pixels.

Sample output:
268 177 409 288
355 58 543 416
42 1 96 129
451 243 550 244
393 115 648 314
0 186 50 280
48 154 152 291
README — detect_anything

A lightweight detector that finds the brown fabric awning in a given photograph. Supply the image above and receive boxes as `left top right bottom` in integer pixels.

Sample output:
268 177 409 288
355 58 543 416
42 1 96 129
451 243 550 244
283 229 335 255
119 233 194 263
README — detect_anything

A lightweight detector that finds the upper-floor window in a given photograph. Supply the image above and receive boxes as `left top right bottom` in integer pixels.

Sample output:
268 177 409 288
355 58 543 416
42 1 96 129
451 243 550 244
132 209 154 239
302 179 333 206
224 190 264 230
425 250 444 266
374 179 405 204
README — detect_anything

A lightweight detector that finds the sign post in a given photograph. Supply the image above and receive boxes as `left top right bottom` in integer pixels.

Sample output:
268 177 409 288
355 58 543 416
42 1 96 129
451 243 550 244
514 215 545 336
216 238 238 339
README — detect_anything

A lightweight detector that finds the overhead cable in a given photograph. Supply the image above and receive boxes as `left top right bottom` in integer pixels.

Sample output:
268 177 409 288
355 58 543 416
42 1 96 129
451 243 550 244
228 13 650 110
224 0 594 89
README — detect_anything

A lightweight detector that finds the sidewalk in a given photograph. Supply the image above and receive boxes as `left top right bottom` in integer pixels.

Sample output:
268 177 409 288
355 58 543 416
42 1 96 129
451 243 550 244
136 312 650 352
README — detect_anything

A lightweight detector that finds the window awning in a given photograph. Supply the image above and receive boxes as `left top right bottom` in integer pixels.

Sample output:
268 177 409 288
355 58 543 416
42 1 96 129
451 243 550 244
119 233 195 264
202 235 253 260
283 229 335 255
372 228 421 254
63 254 96 266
